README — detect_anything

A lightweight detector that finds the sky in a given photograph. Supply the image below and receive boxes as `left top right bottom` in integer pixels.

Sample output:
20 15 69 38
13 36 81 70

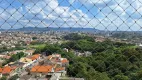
0 0 142 31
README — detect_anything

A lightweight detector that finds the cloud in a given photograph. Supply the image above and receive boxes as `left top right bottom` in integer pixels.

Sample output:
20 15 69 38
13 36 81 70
0 0 142 31
0 0 91 29
68 0 142 31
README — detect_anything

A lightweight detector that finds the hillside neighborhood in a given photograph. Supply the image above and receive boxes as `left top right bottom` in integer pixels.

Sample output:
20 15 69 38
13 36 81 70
0 32 142 80
0 49 84 80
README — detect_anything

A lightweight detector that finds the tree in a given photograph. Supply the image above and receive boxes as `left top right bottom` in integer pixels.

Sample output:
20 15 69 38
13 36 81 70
8 74 19 80
32 37 37 40
63 33 95 42
114 74 129 80
0 76 7 80
9 52 25 62
63 33 83 40
91 60 106 72
27 34 142 80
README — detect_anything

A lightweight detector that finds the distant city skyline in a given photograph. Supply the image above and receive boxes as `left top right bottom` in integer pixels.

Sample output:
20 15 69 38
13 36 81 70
0 0 142 31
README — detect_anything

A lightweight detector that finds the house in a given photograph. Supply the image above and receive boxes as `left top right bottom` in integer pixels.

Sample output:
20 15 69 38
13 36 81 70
46 54 69 67
47 54 61 61
0 66 17 77
8 62 25 75
74 51 92 57
61 58 69 67
24 49 35 55
55 67 66 76
84 51 92 57
19 57 32 63
63 48 69 52
74 51 83 56
31 65 53 73
8 51 18 56
30 65 66 79
3 55 11 59
20 54 69 80
0 55 6 58
21 54 40 68
29 54 41 61
0 55 11 59
55 67 65 72
47 55 52 60
8 62 25 68
30 65 54 77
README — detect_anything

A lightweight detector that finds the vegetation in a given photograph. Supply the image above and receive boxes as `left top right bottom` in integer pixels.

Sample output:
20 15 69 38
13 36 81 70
8 74 19 80
32 37 37 40
33 43 62 55
29 44 46 50
0 76 6 80
9 52 26 62
0 46 25 53
63 33 95 42
2 52 26 66
32 33 142 80
111 32 142 39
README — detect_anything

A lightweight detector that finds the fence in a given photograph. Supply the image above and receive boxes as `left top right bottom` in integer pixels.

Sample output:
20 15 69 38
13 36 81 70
0 0 142 80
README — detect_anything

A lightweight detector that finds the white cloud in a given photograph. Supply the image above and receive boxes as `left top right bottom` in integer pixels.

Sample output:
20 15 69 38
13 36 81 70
0 0 91 29
0 0 142 31
68 0 142 31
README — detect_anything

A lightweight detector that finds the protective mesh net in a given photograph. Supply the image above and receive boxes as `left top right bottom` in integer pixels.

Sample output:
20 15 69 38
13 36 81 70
0 0 142 80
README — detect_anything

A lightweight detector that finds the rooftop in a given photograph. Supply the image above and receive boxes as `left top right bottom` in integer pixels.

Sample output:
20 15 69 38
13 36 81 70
30 65 53 73
29 54 40 60
1 66 16 74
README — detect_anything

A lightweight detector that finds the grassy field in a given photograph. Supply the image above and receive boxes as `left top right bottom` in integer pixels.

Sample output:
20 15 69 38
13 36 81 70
29 44 46 49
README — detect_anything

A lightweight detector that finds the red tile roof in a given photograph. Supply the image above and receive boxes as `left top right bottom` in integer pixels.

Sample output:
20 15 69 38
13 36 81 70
55 67 65 72
0 66 17 74
30 54 40 60
0 68 2 73
31 65 53 73
30 57 37 61
2 66 12 74
61 58 69 63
